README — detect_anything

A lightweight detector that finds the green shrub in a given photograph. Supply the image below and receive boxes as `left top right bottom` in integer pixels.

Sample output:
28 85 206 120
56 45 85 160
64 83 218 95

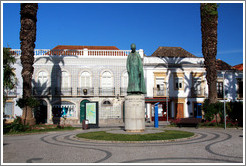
16 96 40 109
4 116 30 134
202 99 223 123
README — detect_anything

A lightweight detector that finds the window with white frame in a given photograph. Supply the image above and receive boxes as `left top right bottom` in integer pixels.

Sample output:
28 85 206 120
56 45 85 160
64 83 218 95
80 71 91 87
122 72 128 88
175 77 183 89
156 77 165 90
193 78 202 95
38 71 48 86
4 102 13 119
101 71 114 95
156 77 165 96
61 71 70 88
101 71 113 88
217 81 224 98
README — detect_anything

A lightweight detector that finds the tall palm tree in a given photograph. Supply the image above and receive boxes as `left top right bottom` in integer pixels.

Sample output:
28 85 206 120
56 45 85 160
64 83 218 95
20 3 38 125
200 3 218 104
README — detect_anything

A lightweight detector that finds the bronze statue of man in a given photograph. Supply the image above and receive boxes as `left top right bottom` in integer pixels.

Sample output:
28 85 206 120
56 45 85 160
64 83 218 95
127 43 146 94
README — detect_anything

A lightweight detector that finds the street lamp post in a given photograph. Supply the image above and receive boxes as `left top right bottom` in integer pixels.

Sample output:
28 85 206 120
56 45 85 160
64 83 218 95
221 71 226 130
164 82 168 123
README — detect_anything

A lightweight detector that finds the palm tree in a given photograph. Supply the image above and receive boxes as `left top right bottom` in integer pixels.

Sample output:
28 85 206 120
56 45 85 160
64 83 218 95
200 3 218 104
20 3 38 125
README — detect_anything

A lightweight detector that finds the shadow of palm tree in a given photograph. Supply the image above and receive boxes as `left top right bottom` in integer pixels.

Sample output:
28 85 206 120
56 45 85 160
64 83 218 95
34 49 78 125
157 56 205 119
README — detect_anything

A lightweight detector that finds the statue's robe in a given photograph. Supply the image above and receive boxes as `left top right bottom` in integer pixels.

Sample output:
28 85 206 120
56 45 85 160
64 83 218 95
126 52 146 94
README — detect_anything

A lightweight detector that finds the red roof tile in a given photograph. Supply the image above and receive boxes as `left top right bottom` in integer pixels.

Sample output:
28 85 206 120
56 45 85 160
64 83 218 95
151 47 197 58
233 63 243 71
216 59 236 71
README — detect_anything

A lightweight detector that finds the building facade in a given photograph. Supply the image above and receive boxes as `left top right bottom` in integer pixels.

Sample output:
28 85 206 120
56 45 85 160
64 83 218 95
4 46 243 125
144 47 243 122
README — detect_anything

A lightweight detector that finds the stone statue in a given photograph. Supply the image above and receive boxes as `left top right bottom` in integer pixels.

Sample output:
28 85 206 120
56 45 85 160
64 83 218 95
127 43 146 94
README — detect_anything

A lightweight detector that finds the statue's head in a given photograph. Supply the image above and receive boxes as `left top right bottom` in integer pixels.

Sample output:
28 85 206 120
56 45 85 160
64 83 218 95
131 43 136 53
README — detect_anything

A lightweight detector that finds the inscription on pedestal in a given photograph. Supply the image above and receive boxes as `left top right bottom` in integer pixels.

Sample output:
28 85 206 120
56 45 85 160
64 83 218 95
124 94 145 132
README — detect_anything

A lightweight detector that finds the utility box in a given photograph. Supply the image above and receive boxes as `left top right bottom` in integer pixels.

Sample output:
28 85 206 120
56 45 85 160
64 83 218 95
82 119 89 130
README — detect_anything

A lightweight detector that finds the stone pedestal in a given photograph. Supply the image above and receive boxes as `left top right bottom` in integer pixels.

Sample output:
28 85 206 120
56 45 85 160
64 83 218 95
124 94 145 132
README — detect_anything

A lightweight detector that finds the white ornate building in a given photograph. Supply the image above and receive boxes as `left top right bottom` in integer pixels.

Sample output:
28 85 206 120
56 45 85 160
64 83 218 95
4 46 243 125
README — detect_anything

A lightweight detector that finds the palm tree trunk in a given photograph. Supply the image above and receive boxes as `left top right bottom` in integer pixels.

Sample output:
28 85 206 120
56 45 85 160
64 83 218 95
20 3 38 125
200 3 218 104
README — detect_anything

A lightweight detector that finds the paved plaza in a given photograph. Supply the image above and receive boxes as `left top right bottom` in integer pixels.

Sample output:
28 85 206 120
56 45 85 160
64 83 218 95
2 126 244 164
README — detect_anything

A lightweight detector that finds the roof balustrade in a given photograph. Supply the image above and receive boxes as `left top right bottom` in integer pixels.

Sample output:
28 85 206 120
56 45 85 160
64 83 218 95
9 49 143 57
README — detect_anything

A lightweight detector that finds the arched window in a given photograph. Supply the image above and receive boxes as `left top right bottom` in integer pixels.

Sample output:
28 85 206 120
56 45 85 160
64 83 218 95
122 72 128 88
61 71 70 88
38 71 48 86
101 71 113 88
80 71 91 87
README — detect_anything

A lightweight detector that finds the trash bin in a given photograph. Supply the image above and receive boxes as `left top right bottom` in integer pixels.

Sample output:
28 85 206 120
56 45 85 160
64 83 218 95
82 119 89 130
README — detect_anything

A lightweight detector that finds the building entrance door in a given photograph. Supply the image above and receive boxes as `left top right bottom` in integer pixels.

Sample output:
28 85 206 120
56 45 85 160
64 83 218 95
80 99 90 123
194 103 202 118
34 100 47 124
176 103 184 119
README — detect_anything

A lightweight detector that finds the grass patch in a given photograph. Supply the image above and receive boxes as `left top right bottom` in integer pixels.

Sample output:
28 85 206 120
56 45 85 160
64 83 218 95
76 130 194 141
4 124 78 135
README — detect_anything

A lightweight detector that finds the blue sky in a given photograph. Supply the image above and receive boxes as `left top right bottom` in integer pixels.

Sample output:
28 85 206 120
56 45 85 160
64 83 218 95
3 2 244 66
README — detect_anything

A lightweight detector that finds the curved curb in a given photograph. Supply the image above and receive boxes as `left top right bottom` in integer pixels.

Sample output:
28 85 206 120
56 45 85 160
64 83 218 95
74 133 199 144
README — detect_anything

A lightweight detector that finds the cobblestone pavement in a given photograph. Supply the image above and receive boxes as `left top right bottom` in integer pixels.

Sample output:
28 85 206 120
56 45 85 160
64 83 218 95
3 126 244 164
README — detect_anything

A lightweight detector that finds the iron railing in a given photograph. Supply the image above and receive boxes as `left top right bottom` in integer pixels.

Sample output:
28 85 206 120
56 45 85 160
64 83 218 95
99 87 115 96
191 87 205 97
55 87 72 96
120 87 127 96
77 87 94 96
153 88 167 97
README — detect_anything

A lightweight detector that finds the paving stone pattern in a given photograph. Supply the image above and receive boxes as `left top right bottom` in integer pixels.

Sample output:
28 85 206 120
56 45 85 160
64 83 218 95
3 127 244 163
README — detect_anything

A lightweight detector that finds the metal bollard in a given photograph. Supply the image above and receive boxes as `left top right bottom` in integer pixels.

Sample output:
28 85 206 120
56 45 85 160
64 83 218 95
154 102 160 128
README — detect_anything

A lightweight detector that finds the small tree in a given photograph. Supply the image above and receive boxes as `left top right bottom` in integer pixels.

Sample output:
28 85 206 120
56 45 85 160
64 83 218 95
3 47 17 105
